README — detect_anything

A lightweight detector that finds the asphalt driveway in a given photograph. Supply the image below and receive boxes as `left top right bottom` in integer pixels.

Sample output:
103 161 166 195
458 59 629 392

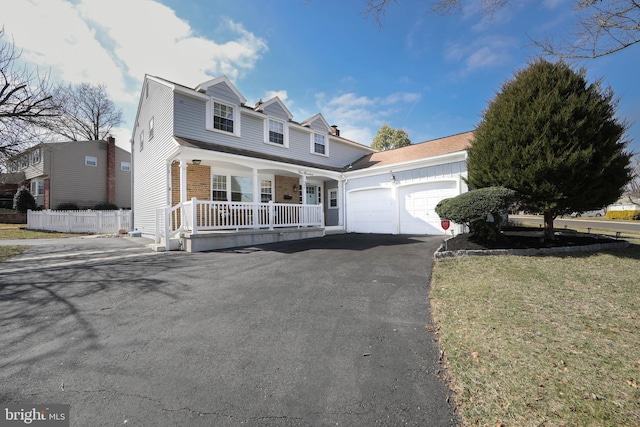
0 234 456 426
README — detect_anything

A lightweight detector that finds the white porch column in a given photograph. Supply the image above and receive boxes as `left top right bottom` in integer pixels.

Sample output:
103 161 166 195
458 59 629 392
337 178 344 227
179 159 188 203
252 168 259 228
301 174 307 205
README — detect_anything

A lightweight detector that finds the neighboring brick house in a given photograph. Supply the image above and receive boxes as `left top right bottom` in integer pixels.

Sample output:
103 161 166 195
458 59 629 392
6 137 131 209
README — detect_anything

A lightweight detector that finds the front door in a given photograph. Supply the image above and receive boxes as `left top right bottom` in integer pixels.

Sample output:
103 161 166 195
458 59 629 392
306 185 318 205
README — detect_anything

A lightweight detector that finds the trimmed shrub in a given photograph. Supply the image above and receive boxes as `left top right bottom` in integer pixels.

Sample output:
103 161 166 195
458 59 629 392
56 202 80 210
93 203 119 210
13 188 37 213
436 187 519 241
606 210 640 220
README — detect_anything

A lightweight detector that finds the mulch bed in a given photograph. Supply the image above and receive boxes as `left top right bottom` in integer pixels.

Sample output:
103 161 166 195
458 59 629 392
444 226 615 252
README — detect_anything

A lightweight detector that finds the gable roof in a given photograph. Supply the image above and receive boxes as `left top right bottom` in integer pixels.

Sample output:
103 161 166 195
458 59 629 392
195 75 247 104
300 113 331 132
255 96 294 120
348 131 473 171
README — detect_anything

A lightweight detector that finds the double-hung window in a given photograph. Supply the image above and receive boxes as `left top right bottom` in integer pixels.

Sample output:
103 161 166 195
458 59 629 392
212 175 227 201
268 119 284 145
313 133 326 155
260 179 273 202
329 189 338 208
214 102 234 133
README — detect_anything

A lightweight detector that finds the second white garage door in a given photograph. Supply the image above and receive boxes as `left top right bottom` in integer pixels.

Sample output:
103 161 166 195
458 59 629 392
398 181 458 235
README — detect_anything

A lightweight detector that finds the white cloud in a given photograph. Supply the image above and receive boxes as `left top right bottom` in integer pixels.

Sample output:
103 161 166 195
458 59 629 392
316 91 420 145
264 90 289 103
1 0 268 137
444 36 516 74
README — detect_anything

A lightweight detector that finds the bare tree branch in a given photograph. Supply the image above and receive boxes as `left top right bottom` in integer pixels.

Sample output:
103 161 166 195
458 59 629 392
362 0 639 59
0 27 60 158
47 82 123 141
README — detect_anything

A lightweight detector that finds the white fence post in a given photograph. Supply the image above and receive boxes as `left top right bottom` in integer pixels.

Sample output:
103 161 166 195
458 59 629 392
191 197 198 235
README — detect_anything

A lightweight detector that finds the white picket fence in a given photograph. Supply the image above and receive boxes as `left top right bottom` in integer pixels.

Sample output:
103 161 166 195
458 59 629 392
27 209 132 234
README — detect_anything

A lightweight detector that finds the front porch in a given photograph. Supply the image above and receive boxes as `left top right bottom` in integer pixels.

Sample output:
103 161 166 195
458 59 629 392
154 198 326 252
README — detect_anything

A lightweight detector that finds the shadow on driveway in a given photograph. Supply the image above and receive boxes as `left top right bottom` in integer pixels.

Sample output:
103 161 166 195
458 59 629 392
0 233 457 426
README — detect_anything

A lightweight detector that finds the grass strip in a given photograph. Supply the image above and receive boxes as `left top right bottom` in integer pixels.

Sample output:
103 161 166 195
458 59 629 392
431 240 640 426
0 223 82 240
0 245 29 262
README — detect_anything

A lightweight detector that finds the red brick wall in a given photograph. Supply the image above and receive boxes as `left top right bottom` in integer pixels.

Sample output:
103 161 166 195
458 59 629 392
170 162 211 206
275 175 300 204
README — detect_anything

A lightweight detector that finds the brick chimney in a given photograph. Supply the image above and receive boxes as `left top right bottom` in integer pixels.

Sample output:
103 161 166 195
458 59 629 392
330 125 340 137
107 136 116 204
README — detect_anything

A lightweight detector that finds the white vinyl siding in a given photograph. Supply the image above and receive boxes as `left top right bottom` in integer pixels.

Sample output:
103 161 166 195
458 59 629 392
132 77 176 237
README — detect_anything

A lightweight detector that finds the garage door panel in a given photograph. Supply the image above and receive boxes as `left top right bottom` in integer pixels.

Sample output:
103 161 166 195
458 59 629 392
347 189 395 234
399 182 457 235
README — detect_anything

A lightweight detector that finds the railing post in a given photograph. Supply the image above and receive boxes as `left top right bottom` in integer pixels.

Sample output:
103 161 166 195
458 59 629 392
164 207 171 251
269 201 274 230
191 197 198 235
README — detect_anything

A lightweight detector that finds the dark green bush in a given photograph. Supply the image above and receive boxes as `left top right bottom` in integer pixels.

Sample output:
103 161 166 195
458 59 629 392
93 203 119 210
436 187 519 241
56 202 80 210
13 188 37 213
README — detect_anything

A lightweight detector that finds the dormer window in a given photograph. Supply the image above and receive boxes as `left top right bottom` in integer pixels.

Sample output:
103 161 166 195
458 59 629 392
312 133 326 155
214 102 234 133
265 118 288 148
269 119 284 144
206 98 240 137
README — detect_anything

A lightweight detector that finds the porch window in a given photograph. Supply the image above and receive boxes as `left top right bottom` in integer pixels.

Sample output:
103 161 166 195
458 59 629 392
212 174 227 201
329 189 338 208
268 119 284 145
261 179 272 202
231 176 252 202
313 133 326 155
214 102 234 133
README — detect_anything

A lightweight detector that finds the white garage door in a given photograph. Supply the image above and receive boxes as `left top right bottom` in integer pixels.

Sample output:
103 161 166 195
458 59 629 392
399 181 458 235
347 188 395 234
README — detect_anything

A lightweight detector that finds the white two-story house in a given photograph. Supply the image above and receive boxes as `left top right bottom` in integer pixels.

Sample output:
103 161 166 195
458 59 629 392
132 75 471 252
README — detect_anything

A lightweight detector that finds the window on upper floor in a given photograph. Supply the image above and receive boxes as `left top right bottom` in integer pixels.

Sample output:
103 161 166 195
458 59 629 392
139 130 144 151
121 161 131 172
85 156 97 167
268 119 285 145
312 133 326 155
19 155 29 169
206 98 241 137
149 117 154 140
214 102 234 133
30 148 41 165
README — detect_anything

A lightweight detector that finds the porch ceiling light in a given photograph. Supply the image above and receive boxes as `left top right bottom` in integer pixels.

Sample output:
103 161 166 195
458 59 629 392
192 159 202 165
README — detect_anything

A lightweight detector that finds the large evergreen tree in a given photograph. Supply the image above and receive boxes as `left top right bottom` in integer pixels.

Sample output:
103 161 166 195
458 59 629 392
467 59 632 240
371 124 411 151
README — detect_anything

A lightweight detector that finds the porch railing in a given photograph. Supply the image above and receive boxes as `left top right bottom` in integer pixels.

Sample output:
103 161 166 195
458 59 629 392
156 198 324 248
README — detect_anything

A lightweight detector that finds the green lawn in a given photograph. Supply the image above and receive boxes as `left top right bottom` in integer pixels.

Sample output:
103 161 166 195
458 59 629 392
431 235 640 426
0 223 85 261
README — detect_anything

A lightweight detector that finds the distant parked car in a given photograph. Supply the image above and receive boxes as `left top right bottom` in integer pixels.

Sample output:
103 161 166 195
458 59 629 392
570 209 605 217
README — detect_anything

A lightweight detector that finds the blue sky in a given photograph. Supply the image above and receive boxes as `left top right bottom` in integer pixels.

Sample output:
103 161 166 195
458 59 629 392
3 0 639 154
